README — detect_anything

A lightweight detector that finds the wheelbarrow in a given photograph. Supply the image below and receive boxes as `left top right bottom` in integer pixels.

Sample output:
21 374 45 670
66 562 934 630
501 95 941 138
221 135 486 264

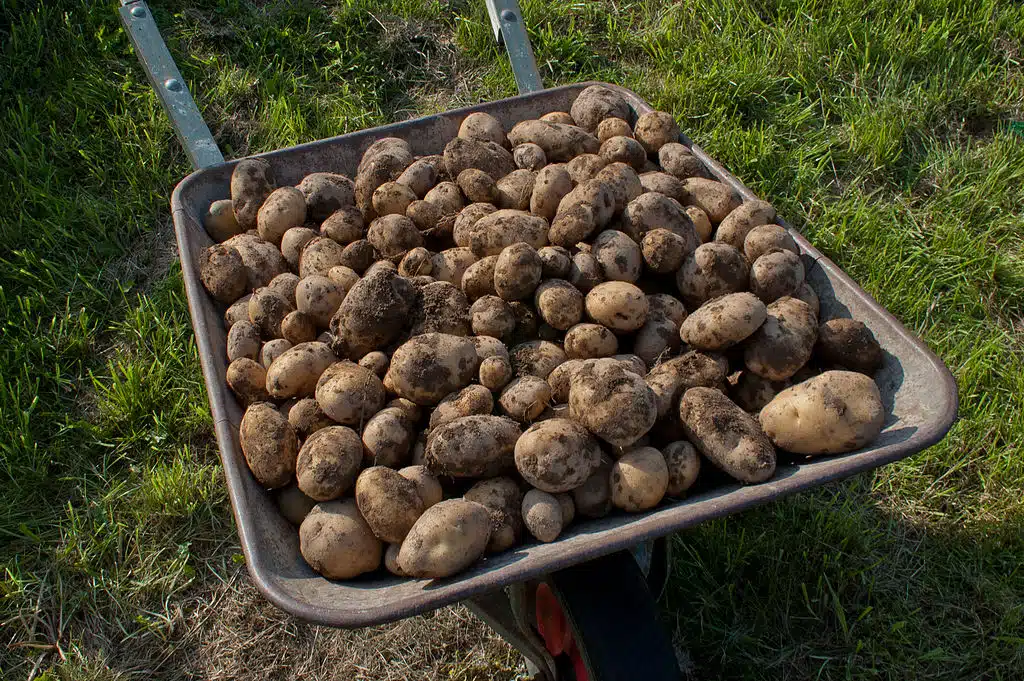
118 0 959 677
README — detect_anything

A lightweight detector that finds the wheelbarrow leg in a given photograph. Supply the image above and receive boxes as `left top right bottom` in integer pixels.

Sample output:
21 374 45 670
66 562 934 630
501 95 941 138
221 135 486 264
467 584 558 680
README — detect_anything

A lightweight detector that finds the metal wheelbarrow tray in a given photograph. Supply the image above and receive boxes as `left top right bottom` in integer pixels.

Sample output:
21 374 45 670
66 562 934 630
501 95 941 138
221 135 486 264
169 82 958 628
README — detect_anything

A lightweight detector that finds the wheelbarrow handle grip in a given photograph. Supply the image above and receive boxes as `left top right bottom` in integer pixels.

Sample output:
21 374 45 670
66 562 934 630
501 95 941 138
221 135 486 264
118 0 223 170
485 0 544 94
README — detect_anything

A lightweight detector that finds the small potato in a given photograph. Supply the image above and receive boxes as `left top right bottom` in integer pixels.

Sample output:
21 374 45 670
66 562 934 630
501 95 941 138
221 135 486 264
566 154 608 184
573 460 613 518
749 250 805 304
398 247 434 278
534 279 584 331
599 135 646 170
358 351 390 377
681 178 741 224
641 228 691 274
443 137 516 181
296 425 362 500
479 356 513 391
632 315 681 368
496 169 537 211
595 163 643 213
730 371 785 412
557 178 616 229
248 287 293 339
362 408 416 468
227 358 270 405
465 477 523 553
355 138 413 220
457 168 499 204
268 272 299 303
639 171 686 203
260 338 292 368
430 384 494 429
679 292 767 351
406 199 443 233
550 203 598 248
330 268 416 358
321 206 365 245
597 117 633 142
679 387 776 483
592 230 643 282
509 340 567 379
397 499 491 578
744 297 818 381
499 375 552 423
385 543 406 576
300 499 383 579
585 281 648 333
515 419 601 493
227 320 261 362
471 335 510 362
203 198 243 242
715 200 777 250
367 214 423 261
295 275 345 328
257 186 306 245
455 209 549 256
645 350 729 418
411 281 471 337
371 181 417 217
315 361 386 425
338 239 376 273
538 246 572 280
760 370 884 454
278 484 317 525
355 466 425 543
522 489 563 543
658 143 706 180
279 227 317 270
199 244 247 305
540 111 575 125
458 111 507 147
513 143 546 171
471 295 515 338
399 465 444 508
285 396 334 437
281 310 317 345
564 323 618 359
396 158 440 198
815 318 883 374
568 251 603 293
424 181 466 215
619 192 697 246
327 265 360 291
425 415 520 478
231 158 275 231
685 206 713 242
611 447 669 511
570 85 631 132
507 120 600 162
431 247 479 287
792 281 820 317
634 111 680 154
239 402 298 488
556 493 575 527
388 333 478 405
569 358 658 447
297 172 355 223
266 341 336 399
529 165 573 221
647 293 688 326
744 223 798 262
299 236 348 278
675 242 749 308
662 441 700 497
494 242 543 301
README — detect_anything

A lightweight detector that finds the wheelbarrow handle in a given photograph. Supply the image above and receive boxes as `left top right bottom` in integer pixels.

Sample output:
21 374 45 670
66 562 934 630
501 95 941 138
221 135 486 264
485 0 545 94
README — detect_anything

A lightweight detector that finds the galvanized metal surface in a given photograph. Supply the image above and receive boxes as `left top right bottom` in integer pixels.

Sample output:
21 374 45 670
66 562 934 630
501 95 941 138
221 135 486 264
170 82 958 628
118 0 224 169
485 0 544 94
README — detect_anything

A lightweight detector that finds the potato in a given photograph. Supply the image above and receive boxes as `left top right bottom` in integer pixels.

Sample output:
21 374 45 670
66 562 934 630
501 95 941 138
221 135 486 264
397 499 491 578
443 136 515 181
522 489 563 542
594 162 643 213
610 447 668 512
597 117 633 142
384 543 406 576
566 153 608 184
760 370 884 454
336 239 375 274
321 206 365 244
641 228 690 274
545 358 583 402
353 466 426 543
458 111 507 147
599 135 646 170
264 341 336 399
509 340 566 379
360 408 415 468
507 120 600 162
513 143 547 171
493 242 543 301
365 214 422 261
540 111 575 124
632 315 681 368
749 250 805 303
584 281 648 333
647 293 687 326
411 281 471 337
247 287 292 339
278 484 317 525
425 414 520 477
638 170 684 201
396 158 440 198
569 358 658 447
222 235 288 292
474 357 510 393
471 335 510 362
621 193 696 244
678 387 775 483
329 268 416 358
557 178 616 228
297 172 355 223
298 236 347 278
227 358 270 405
537 246 572 280
231 158 275 230
499 376 552 423
369 181 415 217
591 230 643 282
267 272 299 303
327 266 360 293
388 333 478 405
199 244 247 304
357 350 390 377
455 209 549 256
729 371 784 412
744 296 818 381
496 169 536 211
563 323 618 359
633 111 680 154
239 402 298 488
792 281 820 317
300 499 382 578
276 227 314 271
397 247 433 278
354 138 413 220
685 206 713 242
715 200 776 251
256 186 306 245
658 143 706 180
645 350 729 418
815 318 883 374
424 181 465 215
573 459 613 518
465 477 523 552
294 275 343 328
532 279 583 331
570 85 631 132
284 396 334 437
452 202 497 241
260 338 292 368
454 168 496 204
680 178 742 224
430 247 479 287
404 201 441 237
549 203 598 248
743 223 798 262
430 384 494 429
515 418 601 493
679 292 767 351
662 441 700 496
470 295 515 338
314 360 386 425
227 320 261 362
203 198 243 242
399 465 443 508
568 251 603 293
294 425 362 501
675 242 749 308
281 310 317 344
530 165 574 220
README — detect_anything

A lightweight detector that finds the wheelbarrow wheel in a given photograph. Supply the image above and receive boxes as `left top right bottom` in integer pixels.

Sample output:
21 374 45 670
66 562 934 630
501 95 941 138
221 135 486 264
534 550 682 681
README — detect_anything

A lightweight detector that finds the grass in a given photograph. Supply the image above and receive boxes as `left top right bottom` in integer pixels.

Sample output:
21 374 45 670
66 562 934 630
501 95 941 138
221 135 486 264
1 0 1023 677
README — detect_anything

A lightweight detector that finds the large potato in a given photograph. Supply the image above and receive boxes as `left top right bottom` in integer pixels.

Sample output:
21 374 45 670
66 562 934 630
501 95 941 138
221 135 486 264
355 466 425 543
760 370 884 454
815 318 883 374
266 341 337 399
681 178 741 223
744 296 818 381
367 214 423 260
429 384 494 429
507 120 600 162
496 169 537 211
329 268 416 358
595 162 643 213
679 292 767 351
515 418 602 493
749 250 805 303
411 281 471 336
458 112 507 147
257 186 306 245
584 281 648 333
424 181 465 215
457 168 499 204
300 499 382 579
361 407 416 468
498 375 552 423
200 244 247 305
203 198 243 242
592 230 643 282
338 239 377 274
678 387 776 483
230 158 275 230
569 358 657 447
239 402 298 489
633 111 680 154
530 165 573 220
314 361 386 425
549 203 598 248
641 228 691 274
715 200 776 250
465 477 523 552
658 143 706 180
297 172 355 222
443 136 516 180
570 85 631 132
454 209 549 256
563 323 618 359
494 243 543 301
388 333 478 405
425 415 520 478
534 279 584 331
599 135 646 170
397 499 491 578
509 340 566 378
296 425 362 501
743 223 798 262
610 447 669 512
675 242 749 308
645 350 729 417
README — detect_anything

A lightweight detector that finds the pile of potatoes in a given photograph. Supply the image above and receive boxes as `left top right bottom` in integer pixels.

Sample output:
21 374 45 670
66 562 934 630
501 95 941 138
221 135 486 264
201 85 887 582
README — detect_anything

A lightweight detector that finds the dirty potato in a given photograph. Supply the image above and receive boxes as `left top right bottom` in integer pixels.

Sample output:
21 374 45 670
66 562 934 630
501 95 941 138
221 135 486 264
299 499 383 579
297 172 355 222
458 111 507 147
203 198 242 242
513 143 546 171
227 320 261 362
321 206 365 245
388 333 479 405
522 489 563 542
815 318 884 375
396 499 491 578
661 441 700 496
597 117 633 142
499 376 552 423
743 223 798 262
257 186 306 245
515 418 602 493
425 415 520 478
584 281 648 333
496 169 536 211
230 158 275 231
361 407 416 468
479 355 513 391
749 250 805 303
563 323 618 359
509 340 566 379
470 295 515 338
715 200 776 250
266 341 337 399
570 84 631 132
227 358 270 405
314 361 386 425
569 358 658 447
199 244 247 304
430 384 495 429
658 143 706 180
599 135 646 170
675 242 749 308
592 230 643 282
633 111 680 154
239 402 298 489
355 466 426 543
743 297 818 381
494 242 543 301
678 387 776 483
296 425 362 501
679 292 768 351
534 279 584 331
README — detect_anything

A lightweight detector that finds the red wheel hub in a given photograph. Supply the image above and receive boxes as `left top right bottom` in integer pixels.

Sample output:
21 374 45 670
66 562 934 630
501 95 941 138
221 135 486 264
535 583 589 681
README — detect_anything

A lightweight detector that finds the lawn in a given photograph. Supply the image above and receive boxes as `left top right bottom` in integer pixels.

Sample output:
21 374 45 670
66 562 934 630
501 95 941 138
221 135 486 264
1 0 1023 678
